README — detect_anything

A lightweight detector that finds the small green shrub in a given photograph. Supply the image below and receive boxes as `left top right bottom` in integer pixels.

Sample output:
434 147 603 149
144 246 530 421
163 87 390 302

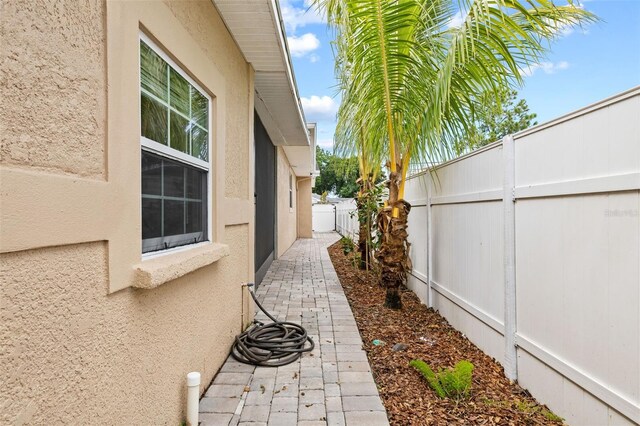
410 359 474 400
440 360 473 399
340 236 355 255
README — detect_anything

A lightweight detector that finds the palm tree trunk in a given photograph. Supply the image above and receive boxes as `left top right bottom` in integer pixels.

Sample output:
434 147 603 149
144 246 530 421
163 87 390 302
376 170 411 309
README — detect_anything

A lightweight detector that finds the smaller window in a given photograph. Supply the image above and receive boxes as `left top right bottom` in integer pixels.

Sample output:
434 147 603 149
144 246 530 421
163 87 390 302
289 173 293 208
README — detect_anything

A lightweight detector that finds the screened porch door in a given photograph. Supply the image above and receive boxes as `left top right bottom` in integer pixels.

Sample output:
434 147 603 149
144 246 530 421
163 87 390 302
254 112 276 286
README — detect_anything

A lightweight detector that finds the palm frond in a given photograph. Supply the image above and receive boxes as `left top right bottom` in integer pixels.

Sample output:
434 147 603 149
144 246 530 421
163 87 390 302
314 0 597 184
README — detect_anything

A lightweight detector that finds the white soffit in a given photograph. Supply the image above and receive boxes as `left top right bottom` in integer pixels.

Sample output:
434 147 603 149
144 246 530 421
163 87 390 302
212 0 310 147
283 122 318 178
283 145 313 176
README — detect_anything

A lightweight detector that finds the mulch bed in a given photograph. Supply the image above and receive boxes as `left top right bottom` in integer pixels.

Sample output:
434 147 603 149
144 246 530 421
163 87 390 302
328 241 563 426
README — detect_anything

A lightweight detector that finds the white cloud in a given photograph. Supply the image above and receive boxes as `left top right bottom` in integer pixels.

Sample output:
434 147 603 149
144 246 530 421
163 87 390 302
317 138 334 149
557 25 574 37
447 11 467 29
520 61 570 77
449 4 588 36
549 3 591 37
554 21 590 38
309 54 320 63
548 18 581 38
281 0 325 34
301 95 338 120
287 33 320 57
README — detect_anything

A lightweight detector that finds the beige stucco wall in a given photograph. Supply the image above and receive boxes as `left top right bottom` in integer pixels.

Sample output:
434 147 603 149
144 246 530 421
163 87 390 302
0 1 254 424
276 147 298 257
164 2 249 200
297 178 313 238
0 0 106 178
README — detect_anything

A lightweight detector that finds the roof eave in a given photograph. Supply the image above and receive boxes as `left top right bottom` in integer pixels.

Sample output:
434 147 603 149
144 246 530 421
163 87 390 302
212 0 310 148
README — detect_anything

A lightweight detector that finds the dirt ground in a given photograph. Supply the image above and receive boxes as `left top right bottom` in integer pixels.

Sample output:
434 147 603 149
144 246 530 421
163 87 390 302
328 241 564 426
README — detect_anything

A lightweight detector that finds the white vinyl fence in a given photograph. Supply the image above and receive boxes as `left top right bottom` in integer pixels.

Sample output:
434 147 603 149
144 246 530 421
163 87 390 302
312 204 336 232
403 88 640 425
335 199 359 239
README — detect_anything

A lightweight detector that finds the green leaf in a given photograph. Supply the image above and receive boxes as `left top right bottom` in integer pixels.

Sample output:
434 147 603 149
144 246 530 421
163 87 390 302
169 69 190 116
313 0 597 172
140 41 168 101
141 93 167 145
191 88 209 129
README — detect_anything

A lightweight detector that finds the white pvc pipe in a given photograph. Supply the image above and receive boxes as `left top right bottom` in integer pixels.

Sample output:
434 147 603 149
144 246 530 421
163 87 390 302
186 372 201 426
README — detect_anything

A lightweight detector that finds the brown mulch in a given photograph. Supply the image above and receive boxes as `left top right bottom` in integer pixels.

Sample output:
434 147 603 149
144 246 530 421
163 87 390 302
328 241 563 426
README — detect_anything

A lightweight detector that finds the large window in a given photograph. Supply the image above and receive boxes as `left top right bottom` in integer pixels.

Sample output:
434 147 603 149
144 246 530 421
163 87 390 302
140 36 210 253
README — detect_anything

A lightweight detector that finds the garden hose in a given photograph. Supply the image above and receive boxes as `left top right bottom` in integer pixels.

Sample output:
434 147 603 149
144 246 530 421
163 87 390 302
231 284 314 367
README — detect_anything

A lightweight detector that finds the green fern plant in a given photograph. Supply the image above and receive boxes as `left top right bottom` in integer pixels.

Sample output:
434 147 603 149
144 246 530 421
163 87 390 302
410 359 474 400
409 359 446 398
340 236 355 255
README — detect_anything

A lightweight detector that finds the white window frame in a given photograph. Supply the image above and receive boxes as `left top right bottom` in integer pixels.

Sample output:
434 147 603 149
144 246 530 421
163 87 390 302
139 32 213 258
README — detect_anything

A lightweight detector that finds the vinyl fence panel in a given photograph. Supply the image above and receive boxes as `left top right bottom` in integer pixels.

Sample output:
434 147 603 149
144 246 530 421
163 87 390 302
405 143 507 365
513 90 640 426
335 199 359 239
404 182 429 303
401 87 640 425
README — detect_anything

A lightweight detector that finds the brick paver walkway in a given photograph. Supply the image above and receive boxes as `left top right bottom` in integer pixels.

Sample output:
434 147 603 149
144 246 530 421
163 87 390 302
199 233 389 426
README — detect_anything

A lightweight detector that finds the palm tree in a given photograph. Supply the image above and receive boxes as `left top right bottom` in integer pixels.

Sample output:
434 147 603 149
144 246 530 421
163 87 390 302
316 0 595 308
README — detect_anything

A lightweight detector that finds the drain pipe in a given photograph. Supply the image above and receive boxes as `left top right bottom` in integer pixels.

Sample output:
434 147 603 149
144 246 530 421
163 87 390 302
186 371 200 426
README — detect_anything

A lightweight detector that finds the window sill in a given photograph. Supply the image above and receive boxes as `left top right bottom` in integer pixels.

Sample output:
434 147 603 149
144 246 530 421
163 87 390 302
133 242 229 289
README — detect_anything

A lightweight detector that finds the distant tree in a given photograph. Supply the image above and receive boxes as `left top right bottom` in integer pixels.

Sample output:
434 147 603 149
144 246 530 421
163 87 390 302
454 88 538 155
313 146 361 198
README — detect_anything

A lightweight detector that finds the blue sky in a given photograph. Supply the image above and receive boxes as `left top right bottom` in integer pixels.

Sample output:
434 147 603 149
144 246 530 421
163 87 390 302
282 0 640 151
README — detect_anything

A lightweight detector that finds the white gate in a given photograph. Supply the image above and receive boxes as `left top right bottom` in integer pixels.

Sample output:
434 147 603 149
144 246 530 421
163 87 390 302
312 204 335 232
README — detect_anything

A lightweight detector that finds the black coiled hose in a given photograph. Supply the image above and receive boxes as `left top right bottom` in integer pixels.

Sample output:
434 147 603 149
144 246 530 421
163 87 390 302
231 284 314 366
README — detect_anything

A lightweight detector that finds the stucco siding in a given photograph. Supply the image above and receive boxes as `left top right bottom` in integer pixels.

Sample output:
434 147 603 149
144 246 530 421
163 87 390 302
0 0 106 178
1 226 248 424
164 0 250 199
277 147 298 256
0 1 252 424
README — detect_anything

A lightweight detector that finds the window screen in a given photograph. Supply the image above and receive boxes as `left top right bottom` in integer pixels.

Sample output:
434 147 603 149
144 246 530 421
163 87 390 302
141 152 207 253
